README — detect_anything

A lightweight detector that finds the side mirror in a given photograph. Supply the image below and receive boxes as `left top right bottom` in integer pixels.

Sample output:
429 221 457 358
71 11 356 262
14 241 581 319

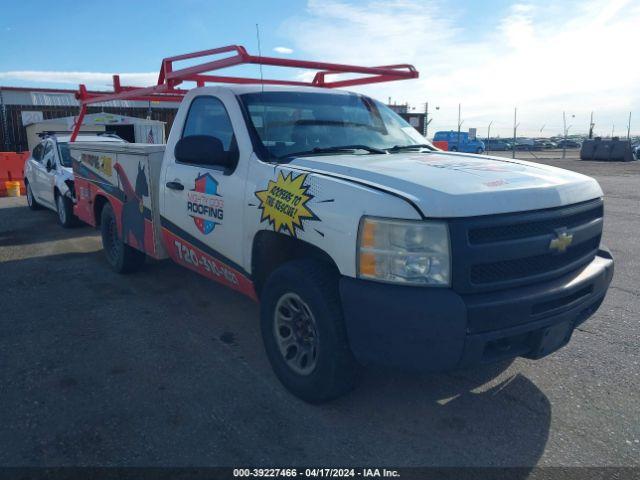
174 135 235 169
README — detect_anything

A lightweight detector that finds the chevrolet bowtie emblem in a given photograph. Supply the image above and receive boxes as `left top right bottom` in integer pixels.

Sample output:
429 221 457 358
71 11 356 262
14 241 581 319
549 231 573 253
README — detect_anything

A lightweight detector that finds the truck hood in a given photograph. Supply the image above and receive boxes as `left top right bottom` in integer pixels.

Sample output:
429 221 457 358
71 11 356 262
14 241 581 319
289 151 603 218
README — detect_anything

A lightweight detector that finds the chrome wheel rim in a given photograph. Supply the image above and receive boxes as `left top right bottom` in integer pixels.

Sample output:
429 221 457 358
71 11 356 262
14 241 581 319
57 196 66 223
273 292 319 376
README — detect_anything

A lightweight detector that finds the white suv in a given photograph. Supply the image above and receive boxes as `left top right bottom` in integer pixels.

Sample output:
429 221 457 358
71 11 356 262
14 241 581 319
24 133 125 227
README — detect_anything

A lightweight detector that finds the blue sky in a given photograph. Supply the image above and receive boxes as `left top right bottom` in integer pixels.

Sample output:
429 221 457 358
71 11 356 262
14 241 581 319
1 0 638 136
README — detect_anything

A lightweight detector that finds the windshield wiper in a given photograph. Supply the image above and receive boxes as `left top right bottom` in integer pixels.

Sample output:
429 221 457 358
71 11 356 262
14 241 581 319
281 144 386 159
386 144 434 153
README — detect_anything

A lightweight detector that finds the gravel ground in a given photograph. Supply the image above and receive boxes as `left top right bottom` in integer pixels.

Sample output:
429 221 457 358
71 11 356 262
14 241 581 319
0 155 638 468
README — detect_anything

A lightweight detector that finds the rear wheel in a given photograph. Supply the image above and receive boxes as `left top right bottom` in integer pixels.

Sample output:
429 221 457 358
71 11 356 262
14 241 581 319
476 147 484 154
450 146 458 152
26 182 40 210
100 203 145 273
56 193 77 228
260 259 359 403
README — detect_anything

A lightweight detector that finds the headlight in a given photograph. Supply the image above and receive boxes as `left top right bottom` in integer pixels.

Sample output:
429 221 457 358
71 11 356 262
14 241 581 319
357 217 451 286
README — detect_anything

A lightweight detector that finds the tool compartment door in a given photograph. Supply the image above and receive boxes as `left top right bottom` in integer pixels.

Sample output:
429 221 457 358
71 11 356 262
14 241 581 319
113 151 160 258
71 143 167 259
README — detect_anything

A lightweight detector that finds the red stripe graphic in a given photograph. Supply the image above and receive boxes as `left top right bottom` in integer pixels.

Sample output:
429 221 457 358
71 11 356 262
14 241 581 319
161 227 257 301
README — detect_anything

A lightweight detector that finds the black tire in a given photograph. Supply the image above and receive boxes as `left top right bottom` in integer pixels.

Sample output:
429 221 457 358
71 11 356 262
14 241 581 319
260 259 359 403
26 181 40 210
100 202 145 273
449 146 458 152
55 192 77 228
476 147 484 154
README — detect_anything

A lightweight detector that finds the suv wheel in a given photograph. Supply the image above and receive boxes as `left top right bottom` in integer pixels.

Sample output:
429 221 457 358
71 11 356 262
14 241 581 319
26 182 40 210
100 203 146 273
56 193 76 228
260 259 359 403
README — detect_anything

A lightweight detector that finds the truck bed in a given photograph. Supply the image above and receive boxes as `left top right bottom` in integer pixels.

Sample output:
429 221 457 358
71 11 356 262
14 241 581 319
69 142 168 259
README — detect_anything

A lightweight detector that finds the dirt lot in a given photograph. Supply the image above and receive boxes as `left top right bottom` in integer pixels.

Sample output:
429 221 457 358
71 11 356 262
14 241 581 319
0 155 639 468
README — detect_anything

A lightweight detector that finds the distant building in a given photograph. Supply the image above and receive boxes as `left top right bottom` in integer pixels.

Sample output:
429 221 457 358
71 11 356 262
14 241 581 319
0 86 179 152
387 103 409 114
386 103 425 135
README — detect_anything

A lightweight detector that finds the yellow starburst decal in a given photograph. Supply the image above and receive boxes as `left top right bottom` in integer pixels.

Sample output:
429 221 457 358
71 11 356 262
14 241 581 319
255 171 319 237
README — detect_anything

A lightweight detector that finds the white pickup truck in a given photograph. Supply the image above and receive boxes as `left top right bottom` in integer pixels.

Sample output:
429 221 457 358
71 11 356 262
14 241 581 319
69 84 613 403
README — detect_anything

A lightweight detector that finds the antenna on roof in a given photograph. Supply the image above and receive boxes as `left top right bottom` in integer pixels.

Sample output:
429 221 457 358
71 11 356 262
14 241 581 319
255 23 268 142
255 24 264 90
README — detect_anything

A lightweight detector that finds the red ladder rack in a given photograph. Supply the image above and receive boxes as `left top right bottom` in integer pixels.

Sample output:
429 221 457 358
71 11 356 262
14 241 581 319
71 45 419 141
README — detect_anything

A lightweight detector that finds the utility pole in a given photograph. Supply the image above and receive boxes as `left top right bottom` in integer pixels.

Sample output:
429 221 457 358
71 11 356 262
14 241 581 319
627 112 632 140
487 120 493 154
611 123 615 138
423 102 439 139
562 112 574 159
512 107 518 159
457 103 462 151
588 111 595 139
562 111 567 159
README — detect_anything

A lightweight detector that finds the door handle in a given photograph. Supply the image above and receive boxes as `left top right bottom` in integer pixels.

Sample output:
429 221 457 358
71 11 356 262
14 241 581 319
166 181 184 191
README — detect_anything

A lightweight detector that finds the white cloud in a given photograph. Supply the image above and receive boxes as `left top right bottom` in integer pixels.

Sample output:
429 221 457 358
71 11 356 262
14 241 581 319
281 0 640 136
273 46 294 54
0 71 157 89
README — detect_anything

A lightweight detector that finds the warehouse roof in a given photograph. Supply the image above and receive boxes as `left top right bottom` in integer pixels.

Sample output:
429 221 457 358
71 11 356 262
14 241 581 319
0 86 180 108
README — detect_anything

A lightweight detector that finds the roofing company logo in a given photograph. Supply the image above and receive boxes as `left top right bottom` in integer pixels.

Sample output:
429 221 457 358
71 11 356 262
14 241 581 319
187 173 224 235
255 171 318 237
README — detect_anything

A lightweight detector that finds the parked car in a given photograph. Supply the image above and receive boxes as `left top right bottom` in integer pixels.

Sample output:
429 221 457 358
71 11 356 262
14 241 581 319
433 131 485 153
632 144 639 160
534 139 557 149
557 139 582 148
484 139 512 151
24 133 126 227
514 138 535 150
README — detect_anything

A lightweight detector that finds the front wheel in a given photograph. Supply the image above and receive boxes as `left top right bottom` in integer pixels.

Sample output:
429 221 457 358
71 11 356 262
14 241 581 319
26 182 40 210
260 259 359 403
56 193 77 228
100 203 145 273
476 147 484 154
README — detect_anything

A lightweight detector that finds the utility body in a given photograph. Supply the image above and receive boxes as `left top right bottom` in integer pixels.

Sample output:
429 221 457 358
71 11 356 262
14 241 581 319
69 47 613 402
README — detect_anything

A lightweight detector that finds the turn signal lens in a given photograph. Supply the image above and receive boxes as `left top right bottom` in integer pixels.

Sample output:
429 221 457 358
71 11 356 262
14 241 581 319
361 220 377 248
359 251 377 277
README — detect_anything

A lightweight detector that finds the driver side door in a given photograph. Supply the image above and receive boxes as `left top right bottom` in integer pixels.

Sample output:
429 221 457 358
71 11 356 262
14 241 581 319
161 94 254 297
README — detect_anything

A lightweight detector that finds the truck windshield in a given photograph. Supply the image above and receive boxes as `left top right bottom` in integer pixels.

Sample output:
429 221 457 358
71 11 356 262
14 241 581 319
240 91 432 159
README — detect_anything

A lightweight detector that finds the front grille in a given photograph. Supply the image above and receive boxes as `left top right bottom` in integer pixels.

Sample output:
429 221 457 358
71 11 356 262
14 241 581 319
449 199 604 293
470 236 600 285
469 203 603 244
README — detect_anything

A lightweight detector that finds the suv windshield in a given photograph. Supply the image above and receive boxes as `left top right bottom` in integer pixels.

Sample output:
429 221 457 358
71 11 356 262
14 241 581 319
57 142 73 167
240 91 432 159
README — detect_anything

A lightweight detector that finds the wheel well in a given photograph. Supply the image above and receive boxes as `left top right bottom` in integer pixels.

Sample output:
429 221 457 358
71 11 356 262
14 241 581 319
251 230 339 297
93 195 109 226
